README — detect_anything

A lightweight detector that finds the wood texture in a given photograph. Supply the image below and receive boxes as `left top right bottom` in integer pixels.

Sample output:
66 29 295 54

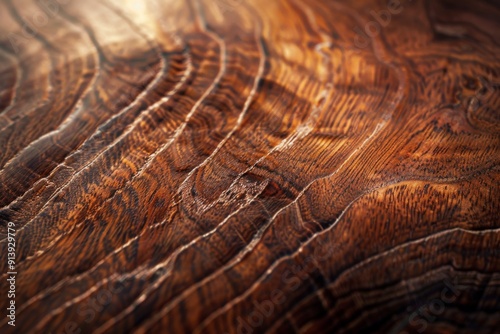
0 0 499 333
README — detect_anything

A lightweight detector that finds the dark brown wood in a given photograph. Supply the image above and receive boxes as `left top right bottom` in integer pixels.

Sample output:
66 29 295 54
0 0 499 333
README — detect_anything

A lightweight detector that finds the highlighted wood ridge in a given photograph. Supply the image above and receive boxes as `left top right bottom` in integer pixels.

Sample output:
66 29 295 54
0 0 499 333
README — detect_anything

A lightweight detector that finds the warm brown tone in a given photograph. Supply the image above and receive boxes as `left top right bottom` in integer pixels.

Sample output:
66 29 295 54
0 0 499 333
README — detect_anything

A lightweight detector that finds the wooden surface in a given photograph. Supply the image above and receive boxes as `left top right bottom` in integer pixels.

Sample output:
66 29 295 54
0 0 499 333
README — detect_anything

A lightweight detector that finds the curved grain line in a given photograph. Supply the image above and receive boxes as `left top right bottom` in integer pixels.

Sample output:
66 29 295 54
17 1 229 325
0 0 165 176
0 46 22 117
188 164 500 333
92 6 267 334
0 27 179 243
273 226 500 334
0 0 58 163
134 120 386 332
0 0 105 174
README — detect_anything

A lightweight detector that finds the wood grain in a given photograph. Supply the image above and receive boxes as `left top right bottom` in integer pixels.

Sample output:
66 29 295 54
0 0 499 333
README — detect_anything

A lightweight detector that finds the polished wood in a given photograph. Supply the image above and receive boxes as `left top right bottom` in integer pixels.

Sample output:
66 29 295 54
0 0 499 333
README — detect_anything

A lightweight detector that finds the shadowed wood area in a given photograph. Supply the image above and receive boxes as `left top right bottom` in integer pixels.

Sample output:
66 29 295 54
0 0 499 333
